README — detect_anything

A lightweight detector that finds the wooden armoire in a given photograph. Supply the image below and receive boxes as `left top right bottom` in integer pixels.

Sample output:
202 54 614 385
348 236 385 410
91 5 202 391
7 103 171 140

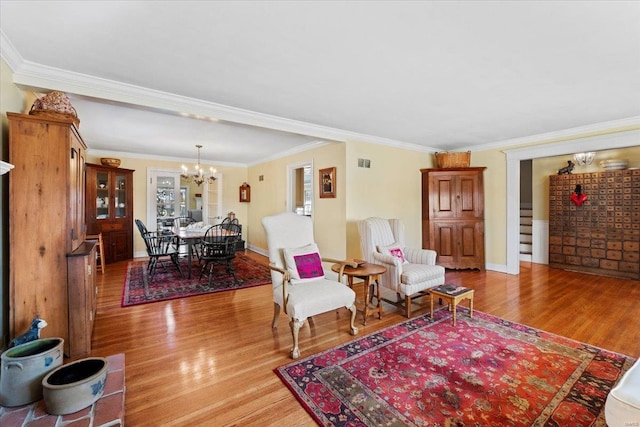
8 112 97 357
421 167 486 270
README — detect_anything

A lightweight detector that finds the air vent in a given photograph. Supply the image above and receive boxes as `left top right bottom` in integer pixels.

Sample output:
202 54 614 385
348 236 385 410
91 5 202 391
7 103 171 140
358 158 371 168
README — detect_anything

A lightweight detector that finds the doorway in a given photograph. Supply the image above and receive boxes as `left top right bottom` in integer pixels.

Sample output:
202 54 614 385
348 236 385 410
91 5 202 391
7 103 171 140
147 169 181 231
287 161 313 216
504 129 639 275
148 168 223 229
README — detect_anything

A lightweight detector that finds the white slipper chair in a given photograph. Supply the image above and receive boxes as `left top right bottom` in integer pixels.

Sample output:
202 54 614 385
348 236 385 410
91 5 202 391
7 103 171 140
262 212 358 359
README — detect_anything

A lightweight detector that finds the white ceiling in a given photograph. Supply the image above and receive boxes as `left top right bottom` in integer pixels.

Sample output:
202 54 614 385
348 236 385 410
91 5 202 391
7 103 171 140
1 1 639 166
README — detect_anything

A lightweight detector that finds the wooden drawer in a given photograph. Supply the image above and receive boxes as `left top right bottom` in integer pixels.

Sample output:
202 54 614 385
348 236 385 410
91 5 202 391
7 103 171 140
100 222 123 232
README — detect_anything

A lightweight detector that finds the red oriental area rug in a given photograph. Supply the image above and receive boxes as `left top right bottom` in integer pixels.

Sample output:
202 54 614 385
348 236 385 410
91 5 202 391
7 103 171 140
121 253 271 307
276 307 635 426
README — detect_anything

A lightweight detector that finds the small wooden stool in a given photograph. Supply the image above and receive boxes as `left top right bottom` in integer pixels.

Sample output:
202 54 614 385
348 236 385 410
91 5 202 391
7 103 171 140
430 286 474 326
86 233 105 274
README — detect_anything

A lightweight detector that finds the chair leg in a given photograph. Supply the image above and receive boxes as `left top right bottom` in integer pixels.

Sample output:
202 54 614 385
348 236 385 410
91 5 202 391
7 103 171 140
289 318 305 359
226 259 238 284
272 303 280 328
171 254 183 277
199 261 210 280
149 258 158 280
348 304 359 336
405 294 412 318
207 264 215 287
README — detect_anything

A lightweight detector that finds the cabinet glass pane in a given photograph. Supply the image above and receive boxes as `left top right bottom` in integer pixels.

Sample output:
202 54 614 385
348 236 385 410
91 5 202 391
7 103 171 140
96 172 110 219
115 173 127 218
180 187 187 217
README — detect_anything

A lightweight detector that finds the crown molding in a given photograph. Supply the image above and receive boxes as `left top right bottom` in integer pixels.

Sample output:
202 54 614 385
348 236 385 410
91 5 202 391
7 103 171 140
89 139 333 168
86 148 248 169
5 53 436 154
247 140 332 167
502 128 640 161
464 116 640 153
0 30 23 70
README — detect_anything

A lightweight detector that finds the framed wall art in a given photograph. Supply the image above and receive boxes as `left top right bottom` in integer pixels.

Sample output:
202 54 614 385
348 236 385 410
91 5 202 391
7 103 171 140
239 182 251 202
319 167 336 198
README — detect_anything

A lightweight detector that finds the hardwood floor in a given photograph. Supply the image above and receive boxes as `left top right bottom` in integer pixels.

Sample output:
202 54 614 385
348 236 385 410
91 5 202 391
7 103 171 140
88 252 639 426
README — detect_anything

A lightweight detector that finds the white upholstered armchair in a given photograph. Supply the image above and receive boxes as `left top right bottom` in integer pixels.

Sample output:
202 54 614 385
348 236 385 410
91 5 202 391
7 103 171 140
262 212 358 359
358 217 445 317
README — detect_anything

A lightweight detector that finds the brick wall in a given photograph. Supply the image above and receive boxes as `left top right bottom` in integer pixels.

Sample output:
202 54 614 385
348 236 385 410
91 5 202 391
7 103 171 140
549 169 640 280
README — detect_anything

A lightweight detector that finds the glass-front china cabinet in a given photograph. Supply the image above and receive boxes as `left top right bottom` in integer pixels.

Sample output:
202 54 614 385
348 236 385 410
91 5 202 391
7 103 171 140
86 163 135 263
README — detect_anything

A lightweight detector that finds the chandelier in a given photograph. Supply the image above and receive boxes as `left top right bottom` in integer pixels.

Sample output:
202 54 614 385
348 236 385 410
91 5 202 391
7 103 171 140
181 144 217 186
573 152 596 166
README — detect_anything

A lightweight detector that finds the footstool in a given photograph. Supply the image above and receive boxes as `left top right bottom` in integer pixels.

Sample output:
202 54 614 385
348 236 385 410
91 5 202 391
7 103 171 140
605 357 640 427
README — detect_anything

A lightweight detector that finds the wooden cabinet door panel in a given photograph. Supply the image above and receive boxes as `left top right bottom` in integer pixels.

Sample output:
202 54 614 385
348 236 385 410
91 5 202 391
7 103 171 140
457 222 485 269
429 174 457 219
457 173 484 219
108 231 131 263
432 222 456 268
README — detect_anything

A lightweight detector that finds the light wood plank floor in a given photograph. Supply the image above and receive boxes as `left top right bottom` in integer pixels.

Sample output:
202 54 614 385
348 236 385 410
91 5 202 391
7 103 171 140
88 251 639 426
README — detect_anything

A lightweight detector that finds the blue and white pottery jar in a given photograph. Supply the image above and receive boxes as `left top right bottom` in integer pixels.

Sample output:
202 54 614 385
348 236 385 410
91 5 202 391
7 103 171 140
42 357 108 415
0 337 64 406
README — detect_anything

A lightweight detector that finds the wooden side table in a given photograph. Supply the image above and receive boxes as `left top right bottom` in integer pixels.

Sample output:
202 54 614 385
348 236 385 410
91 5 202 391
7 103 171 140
331 261 386 325
430 286 474 326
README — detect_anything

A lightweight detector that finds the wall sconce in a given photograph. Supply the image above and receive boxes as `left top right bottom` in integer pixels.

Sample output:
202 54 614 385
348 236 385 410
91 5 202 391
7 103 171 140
573 152 596 166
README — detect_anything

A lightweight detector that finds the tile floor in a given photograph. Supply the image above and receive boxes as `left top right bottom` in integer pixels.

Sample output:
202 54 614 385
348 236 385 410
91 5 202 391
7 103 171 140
0 353 125 427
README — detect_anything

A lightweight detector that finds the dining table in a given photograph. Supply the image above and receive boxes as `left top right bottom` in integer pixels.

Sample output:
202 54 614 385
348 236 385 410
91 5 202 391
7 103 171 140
171 225 238 279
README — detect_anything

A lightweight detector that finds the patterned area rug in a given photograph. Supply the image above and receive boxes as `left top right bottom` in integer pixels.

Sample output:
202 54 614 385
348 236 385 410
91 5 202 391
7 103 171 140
276 307 635 426
121 253 271 306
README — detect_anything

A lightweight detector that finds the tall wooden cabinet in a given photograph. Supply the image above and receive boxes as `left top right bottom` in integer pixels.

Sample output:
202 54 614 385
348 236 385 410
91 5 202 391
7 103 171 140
421 167 486 270
85 164 134 264
8 112 96 356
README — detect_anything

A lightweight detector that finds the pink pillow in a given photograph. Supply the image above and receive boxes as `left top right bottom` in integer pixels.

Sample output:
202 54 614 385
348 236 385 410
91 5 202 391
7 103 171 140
378 242 408 264
293 252 323 279
283 243 325 282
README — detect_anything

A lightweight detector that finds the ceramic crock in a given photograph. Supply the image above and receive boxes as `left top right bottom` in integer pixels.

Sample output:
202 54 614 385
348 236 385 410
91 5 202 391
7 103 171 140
42 357 108 415
0 337 64 407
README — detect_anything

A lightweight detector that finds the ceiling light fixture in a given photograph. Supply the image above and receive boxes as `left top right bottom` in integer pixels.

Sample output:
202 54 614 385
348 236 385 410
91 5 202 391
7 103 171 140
573 152 596 166
181 144 216 186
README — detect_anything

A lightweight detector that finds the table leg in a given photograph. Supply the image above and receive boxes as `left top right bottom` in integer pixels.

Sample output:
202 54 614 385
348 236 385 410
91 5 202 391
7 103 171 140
374 275 382 319
452 299 457 326
430 293 434 320
469 296 474 318
362 276 371 325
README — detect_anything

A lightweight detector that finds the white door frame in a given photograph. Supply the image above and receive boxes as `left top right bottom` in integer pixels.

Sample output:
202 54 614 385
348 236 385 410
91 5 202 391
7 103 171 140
287 160 314 216
503 129 640 275
146 167 181 231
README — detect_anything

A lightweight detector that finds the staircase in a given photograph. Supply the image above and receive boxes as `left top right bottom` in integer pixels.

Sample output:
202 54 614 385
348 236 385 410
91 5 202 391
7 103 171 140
520 207 533 261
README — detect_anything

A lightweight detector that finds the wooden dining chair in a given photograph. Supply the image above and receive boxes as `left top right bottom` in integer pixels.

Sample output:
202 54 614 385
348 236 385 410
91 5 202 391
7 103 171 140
86 233 105 274
135 219 183 280
199 223 241 287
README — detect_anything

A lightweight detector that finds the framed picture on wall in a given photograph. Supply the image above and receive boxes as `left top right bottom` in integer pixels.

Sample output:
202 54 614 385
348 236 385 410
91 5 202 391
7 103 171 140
319 167 336 198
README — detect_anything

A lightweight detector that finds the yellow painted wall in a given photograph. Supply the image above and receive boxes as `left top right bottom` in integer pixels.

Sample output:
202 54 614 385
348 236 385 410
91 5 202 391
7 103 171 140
248 142 348 259
86 154 248 256
344 141 433 259
466 149 507 266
